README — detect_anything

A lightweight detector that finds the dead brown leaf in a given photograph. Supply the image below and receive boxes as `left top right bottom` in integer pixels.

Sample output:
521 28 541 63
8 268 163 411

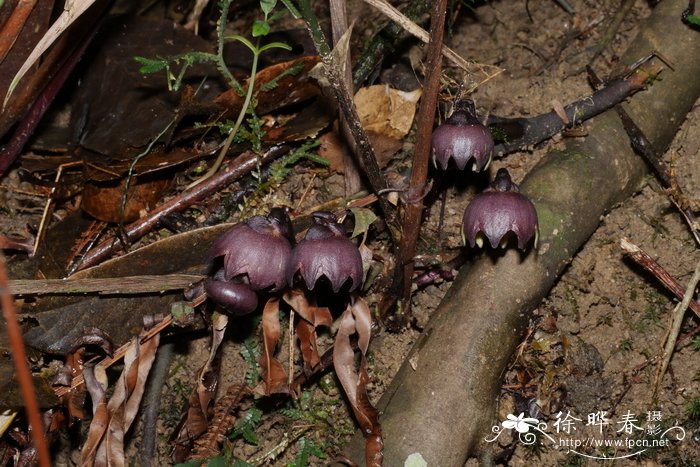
259 297 288 395
354 85 421 139
284 290 332 372
333 297 383 467
80 330 159 467
214 56 321 117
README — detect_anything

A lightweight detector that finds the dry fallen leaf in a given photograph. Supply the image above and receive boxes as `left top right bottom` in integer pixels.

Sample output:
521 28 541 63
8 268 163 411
354 85 422 139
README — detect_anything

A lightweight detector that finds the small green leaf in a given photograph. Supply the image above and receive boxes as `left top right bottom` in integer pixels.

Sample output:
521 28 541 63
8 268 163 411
134 56 167 74
206 456 228 467
260 0 277 15
350 207 378 239
687 14 700 26
226 35 258 54
230 408 263 445
252 19 270 37
258 41 293 53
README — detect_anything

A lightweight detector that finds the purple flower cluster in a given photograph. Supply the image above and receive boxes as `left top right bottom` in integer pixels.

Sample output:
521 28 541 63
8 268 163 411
432 99 538 251
206 209 362 313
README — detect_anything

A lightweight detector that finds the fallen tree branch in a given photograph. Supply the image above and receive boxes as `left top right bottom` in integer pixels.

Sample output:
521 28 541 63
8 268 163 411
489 60 662 156
344 0 700 463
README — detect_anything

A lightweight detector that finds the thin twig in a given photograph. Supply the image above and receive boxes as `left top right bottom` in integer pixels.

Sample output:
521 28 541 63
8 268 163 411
54 315 173 398
8 274 204 295
0 253 51 467
620 238 700 318
73 146 290 272
330 0 362 195
385 0 447 326
490 61 663 156
0 0 39 63
294 0 398 241
587 65 700 245
362 0 503 79
652 256 700 401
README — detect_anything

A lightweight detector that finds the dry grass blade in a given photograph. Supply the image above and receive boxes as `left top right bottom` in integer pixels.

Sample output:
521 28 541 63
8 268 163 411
260 298 288 394
333 297 382 467
4 0 98 108
362 0 503 80
652 257 700 401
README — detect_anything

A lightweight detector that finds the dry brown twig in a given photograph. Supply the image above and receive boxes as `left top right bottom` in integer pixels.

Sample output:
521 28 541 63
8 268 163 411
362 0 504 85
0 253 51 467
620 238 700 318
653 257 700 401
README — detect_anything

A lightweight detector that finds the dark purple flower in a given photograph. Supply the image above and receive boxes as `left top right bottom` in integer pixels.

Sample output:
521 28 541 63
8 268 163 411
204 279 259 315
432 98 494 172
208 208 293 292
462 168 538 250
287 212 363 293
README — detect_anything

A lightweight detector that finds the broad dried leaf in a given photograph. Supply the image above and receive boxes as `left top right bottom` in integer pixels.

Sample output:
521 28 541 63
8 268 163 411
354 85 422 139
80 366 108 466
333 298 383 467
296 319 320 371
284 290 332 373
259 298 288 395
81 176 172 223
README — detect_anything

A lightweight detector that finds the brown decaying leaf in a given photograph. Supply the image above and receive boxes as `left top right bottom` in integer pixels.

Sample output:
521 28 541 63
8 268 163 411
259 298 288 395
283 290 332 373
354 85 421 140
333 297 383 467
81 175 172 223
80 331 159 467
214 56 321 117
172 313 227 462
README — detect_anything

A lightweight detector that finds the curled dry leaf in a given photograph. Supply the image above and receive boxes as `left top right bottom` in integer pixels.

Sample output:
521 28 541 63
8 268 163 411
333 297 383 467
284 290 332 373
259 298 288 395
80 331 159 467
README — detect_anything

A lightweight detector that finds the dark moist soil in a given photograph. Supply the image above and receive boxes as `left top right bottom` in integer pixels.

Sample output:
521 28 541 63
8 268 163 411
1 0 699 465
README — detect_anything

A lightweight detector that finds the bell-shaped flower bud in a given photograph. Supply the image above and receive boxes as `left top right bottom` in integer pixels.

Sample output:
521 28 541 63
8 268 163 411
432 98 494 172
462 169 538 250
204 279 258 315
208 208 293 292
287 212 363 293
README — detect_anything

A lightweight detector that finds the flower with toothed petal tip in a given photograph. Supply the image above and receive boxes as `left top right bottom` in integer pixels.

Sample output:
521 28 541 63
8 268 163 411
432 98 494 172
462 168 538 250
208 207 293 293
287 212 363 293
204 279 259 315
